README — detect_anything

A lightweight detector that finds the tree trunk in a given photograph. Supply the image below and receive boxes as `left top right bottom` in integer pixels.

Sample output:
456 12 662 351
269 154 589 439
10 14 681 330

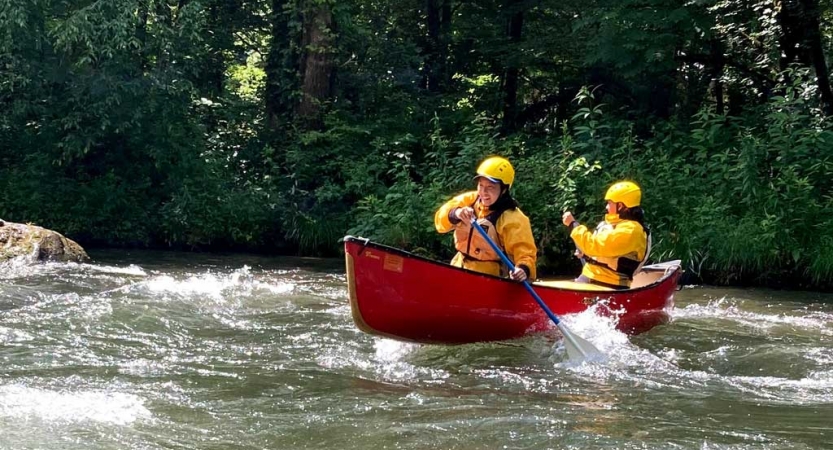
776 0 833 114
154 0 173 71
501 0 524 133
423 0 452 92
440 1 452 88
151 0 192 71
297 5 335 126
265 0 294 132
709 38 725 115
423 0 441 92
136 0 149 72
802 0 833 114
776 0 810 69
202 0 238 98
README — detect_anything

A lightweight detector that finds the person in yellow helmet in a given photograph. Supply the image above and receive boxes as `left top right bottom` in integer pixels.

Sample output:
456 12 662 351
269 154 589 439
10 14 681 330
561 181 650 289
434 156 537 281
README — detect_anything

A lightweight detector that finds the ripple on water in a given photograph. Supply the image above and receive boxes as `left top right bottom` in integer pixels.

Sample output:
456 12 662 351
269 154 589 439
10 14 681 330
674 296 833 336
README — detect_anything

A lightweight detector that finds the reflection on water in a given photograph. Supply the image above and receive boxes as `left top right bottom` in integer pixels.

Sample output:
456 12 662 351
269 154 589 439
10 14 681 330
1 250 832 449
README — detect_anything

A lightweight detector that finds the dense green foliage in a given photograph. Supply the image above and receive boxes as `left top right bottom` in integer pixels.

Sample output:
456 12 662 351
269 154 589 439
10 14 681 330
1 0 832 288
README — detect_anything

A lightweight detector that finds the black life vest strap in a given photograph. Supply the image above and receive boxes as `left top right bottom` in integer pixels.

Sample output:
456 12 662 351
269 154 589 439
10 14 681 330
585 257 639 280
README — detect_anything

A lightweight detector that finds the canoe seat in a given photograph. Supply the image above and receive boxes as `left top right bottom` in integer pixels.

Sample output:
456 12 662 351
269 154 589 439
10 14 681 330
534 280 614 291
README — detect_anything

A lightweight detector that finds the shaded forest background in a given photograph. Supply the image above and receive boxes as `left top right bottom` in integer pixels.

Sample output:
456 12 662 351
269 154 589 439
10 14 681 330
1 0 832 289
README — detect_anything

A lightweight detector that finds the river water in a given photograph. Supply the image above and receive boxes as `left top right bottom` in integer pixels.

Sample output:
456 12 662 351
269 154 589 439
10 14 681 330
1 250 831 449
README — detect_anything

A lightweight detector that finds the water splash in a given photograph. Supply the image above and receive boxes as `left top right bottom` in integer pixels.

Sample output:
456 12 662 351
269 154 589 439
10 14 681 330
558 295 833 405
560 301 632 354
0 384 151 425
133 266 295 301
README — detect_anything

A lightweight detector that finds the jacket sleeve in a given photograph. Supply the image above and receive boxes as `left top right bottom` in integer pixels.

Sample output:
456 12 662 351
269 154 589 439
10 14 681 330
570 221 642 258
498 210 538 279
434 191 478 233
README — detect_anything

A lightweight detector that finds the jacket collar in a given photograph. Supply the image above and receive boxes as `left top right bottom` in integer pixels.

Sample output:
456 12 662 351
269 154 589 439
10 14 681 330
604 213 623 224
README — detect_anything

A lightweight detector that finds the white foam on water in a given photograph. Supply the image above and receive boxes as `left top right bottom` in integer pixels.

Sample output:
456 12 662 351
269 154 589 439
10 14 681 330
562 301 632 353
0 327 35 343
536 300 636 372
142 274 235 298
0 258 59 279
253 280 295 295
137 266 295 300
317 338 450 383
16 292 113 323
323 304 351 316
1 259 145 284
0 384 151 425
674 296 833 336
721 371 833 404
374 338 421 362
805 347 833 365
80 263 148 277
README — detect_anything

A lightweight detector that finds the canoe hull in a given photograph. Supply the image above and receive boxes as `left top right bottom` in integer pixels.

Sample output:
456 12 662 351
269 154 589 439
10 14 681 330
345 236 681 344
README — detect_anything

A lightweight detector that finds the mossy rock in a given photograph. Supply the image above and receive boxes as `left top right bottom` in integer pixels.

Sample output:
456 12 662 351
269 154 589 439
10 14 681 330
0 220 90 263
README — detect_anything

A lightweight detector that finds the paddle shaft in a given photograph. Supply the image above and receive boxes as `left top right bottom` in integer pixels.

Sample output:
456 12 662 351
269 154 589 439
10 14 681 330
469 220 561 325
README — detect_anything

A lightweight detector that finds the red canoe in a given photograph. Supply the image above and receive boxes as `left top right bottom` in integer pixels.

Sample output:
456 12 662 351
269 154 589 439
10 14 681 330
344 236 683 344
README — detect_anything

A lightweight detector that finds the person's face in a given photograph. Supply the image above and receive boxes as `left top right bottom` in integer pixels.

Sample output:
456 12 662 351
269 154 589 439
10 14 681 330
477 178 502 207
606 200 619 215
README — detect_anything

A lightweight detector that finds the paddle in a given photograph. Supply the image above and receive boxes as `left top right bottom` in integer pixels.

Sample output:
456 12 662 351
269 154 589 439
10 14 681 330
470 219 604 361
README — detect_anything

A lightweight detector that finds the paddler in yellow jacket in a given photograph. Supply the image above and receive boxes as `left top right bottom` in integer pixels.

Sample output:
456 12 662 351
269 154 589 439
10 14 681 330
561 181 650 289
434 156 537 282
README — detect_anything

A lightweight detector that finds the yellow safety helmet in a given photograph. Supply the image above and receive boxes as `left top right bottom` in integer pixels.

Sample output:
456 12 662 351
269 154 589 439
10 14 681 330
475 156 515 187
605 181 641 208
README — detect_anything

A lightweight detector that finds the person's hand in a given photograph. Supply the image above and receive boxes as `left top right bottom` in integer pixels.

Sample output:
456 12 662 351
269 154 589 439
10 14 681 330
562 211 575 227
574 249 584 259
455 207 475 223
509 266 528 282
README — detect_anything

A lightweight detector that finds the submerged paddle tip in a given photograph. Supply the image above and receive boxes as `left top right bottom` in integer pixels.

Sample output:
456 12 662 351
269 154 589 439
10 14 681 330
566 348 607 363
557 323 606 363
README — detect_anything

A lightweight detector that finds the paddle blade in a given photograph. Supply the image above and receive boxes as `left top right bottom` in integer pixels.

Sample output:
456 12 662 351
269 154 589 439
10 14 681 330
557 323 605 362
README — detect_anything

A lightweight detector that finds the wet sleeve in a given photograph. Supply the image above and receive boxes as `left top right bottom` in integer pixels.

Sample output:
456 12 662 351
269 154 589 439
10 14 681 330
434 192 478 233
570 221 640 258
499 211 538 280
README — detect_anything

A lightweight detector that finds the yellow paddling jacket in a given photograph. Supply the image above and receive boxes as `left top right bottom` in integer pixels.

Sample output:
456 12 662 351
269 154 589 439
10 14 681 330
434 191 537 279
570 213 648 288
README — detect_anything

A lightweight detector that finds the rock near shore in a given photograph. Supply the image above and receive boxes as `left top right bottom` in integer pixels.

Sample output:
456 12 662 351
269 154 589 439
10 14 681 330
0 220 90 263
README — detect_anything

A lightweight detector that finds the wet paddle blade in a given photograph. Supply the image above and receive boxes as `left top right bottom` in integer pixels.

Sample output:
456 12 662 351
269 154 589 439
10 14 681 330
557 323 605 362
